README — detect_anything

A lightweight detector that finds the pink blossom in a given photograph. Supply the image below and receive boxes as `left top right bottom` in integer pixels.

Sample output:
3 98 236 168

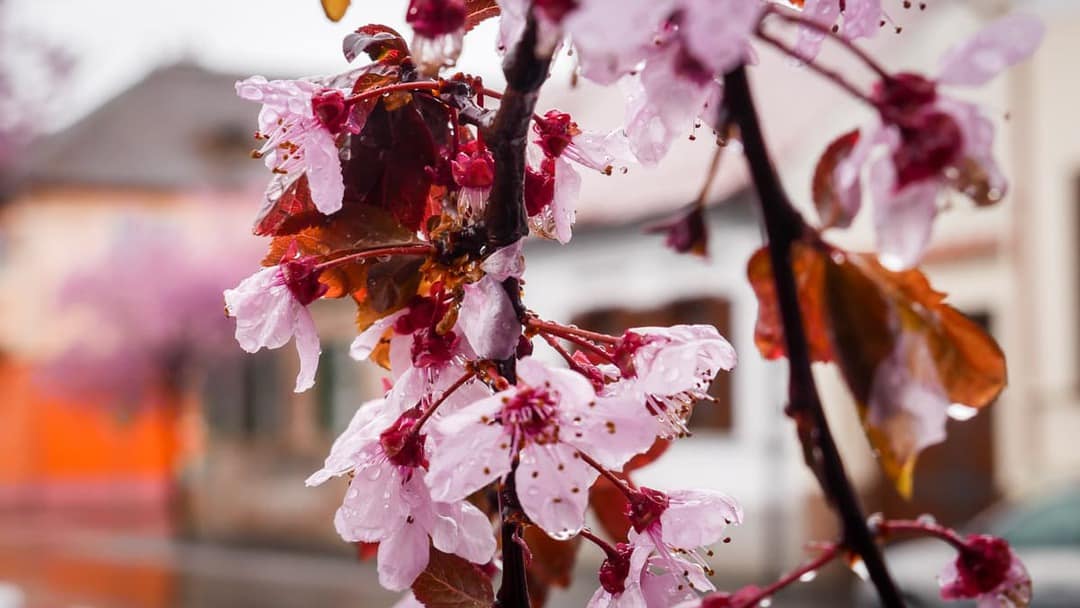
562 0 675 85
306 405 496 591
680 0 764 77
236 76 345 216
427 358 649 539
618 485 741 600
794 0 883 60
620 45 722 166
937 14 1045 88
588 533 714 608
939 535 1032 608
608 324 736 438
458 243 525 359
224 255 326 393
830 14 1043 269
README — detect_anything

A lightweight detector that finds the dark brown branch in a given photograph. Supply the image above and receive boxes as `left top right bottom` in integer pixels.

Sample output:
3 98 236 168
481 13 553 247
722 66 906 608
484 8 555 607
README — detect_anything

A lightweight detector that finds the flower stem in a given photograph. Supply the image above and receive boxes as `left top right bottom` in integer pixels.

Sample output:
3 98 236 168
723 65 905 608
879 519 969 552
734 543 842 608
538 328 615 363
527 318 619 345
312 243 435 271
576 450 637 498
411 369 476 433
754 29 879 107
579 528 622 562
765 6 892 80
345 80 443 104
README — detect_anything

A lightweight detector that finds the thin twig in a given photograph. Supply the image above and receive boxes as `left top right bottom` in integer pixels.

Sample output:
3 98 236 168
754 29 879 107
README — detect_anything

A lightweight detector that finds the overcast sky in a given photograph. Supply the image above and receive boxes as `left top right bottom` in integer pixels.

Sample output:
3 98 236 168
4 0 507 130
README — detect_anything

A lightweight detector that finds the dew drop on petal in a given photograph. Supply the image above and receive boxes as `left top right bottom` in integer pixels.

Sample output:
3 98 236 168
799 570 818 583
947 403 978 421
916 513 937 526
758 598 773 608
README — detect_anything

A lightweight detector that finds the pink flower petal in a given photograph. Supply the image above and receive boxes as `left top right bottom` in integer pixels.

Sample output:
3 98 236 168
868 333 949 466
622 48 711 166
565 0 674 85
426 407 512 502
481 241 525 281
292 305 321 392
430 499 497 565
552 157 581 244
305 398 388 486
516 442 598 540
333 460 410 543
869 155 941 271
681 0 763 76
660 489 742 550
938 13 1044 87
350 310 407 361
377 516 433 591
458 276 521 359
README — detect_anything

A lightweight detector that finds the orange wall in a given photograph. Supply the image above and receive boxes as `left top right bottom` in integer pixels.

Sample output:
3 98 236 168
0 361 181 506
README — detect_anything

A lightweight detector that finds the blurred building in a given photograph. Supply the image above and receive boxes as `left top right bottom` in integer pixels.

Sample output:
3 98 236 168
0 2 1078 604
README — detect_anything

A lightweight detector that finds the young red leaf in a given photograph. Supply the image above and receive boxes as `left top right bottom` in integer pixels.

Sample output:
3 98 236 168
746 244 834 362
812 129 861 229
411 548 494 608
343 25 411 64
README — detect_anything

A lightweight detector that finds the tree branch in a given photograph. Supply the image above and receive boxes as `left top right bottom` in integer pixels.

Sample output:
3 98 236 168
481 13 553 248
482 8 555 606
722 65 906 608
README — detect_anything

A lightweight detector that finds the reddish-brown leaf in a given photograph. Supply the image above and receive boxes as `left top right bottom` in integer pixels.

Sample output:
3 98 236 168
589 476 632 543
812 129 860 229
263 203 418 299
464 0 501 32
412 548 494 608
746 244 833 362
822 250 1006 497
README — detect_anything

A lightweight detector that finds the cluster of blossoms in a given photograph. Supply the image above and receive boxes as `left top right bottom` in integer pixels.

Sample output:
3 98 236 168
222 1 1042 606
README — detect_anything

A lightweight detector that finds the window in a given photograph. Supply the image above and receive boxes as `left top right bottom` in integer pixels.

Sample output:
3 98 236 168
572 296 733 432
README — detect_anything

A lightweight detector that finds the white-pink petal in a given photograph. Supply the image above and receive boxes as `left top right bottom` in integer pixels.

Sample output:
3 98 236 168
869 156 941 271
659 489 742 550
552 156 581 244
459 276 521 360
517 442 598 540
938 13 1044 88
481 240 525 281
426 411 512 502
377 516 433 591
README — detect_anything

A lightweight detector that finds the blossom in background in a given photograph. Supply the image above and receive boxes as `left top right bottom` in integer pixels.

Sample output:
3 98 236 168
307 401 496 590
830 13 1044 269
236 76 348 216
224 245 326 392
938 535 1031 607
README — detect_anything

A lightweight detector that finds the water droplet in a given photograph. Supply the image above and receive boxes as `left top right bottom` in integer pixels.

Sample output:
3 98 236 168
364 467 383 480
947 403 978 421
848 557 869 581
347 489 359 499
799 570 818 583
759 598 772 608
916 513 937 526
